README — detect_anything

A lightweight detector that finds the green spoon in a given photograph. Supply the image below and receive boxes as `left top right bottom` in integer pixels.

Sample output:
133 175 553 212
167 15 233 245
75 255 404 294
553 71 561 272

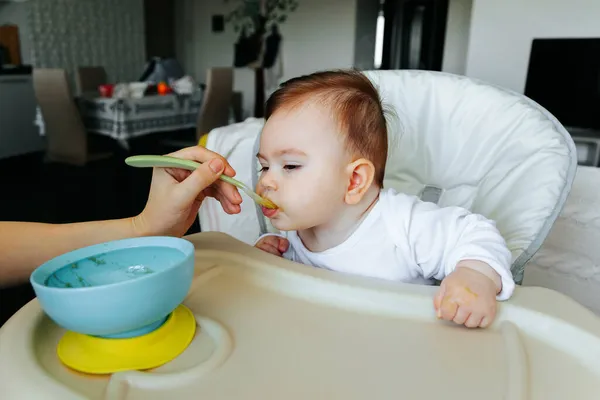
125 155 277 209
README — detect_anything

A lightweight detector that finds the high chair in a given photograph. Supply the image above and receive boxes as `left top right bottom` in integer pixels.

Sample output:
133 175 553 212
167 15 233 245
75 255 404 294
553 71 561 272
199 70 577 284
3 71 595 400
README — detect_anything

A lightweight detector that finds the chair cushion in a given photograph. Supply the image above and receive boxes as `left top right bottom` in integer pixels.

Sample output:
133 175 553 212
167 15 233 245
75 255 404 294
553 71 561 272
365 70 577 282
199 70 578 284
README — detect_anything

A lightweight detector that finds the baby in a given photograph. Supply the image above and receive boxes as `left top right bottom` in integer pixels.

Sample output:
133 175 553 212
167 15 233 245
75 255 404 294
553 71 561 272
254 69 514 329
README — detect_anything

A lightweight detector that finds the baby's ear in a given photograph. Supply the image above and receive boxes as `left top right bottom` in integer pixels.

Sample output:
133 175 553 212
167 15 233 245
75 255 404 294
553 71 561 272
344 158 375 205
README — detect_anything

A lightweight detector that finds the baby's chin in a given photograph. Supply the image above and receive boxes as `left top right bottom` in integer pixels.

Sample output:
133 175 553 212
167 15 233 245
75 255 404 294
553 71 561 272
269 218 297 232
267 214 302 232
269 217 316 232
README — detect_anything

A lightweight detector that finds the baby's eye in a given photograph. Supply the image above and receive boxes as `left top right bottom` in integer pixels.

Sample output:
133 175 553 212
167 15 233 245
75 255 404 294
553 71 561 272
283 165 300 171
259 166 269 173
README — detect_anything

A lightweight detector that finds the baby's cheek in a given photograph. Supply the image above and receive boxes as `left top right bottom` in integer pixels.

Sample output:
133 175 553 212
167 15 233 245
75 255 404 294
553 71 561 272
292 184 325 211
289 174 345 223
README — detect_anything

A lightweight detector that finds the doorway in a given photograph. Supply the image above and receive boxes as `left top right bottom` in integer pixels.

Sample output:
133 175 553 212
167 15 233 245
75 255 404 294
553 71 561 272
380 0 449 71
144 0 176 59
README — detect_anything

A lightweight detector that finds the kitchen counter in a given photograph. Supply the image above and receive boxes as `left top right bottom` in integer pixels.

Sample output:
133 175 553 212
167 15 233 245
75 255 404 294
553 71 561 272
0 65 32 75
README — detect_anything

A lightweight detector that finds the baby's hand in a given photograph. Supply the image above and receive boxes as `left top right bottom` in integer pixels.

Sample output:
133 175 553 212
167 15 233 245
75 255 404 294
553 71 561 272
434 265 500 328
255 235 289 257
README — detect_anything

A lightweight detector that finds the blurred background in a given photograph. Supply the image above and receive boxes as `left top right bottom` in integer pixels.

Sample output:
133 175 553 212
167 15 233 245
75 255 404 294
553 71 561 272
1 0 599 324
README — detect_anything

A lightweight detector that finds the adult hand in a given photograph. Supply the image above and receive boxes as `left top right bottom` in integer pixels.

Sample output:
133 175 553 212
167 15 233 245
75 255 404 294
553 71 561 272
135 146 243 237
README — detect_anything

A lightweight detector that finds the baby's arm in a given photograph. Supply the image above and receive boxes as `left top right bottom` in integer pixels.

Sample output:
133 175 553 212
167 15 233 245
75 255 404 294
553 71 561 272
254 233 291 258
396 196 514 328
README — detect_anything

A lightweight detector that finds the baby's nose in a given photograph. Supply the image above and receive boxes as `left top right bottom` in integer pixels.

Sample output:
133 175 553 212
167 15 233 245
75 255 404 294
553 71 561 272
258 172 278 193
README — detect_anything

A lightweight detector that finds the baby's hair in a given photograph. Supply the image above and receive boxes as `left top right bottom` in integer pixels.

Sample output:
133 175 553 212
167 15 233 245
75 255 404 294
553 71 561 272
265 69 388 186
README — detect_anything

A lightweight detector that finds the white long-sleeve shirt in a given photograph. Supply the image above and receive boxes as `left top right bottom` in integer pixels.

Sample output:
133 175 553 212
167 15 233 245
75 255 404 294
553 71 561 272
257 188 515 300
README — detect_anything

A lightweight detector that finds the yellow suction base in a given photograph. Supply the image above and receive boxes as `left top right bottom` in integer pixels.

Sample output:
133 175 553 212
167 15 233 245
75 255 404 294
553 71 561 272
57 304 196 375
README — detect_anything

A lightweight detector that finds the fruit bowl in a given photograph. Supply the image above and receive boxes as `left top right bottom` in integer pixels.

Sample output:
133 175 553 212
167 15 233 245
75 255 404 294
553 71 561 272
30 236 195 338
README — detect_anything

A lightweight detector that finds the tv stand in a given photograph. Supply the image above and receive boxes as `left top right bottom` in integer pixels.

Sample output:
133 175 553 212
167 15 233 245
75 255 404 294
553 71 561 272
567 127 600 167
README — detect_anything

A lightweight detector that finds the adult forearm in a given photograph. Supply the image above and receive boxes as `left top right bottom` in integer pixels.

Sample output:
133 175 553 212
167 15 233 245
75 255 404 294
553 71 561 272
0 218 145 287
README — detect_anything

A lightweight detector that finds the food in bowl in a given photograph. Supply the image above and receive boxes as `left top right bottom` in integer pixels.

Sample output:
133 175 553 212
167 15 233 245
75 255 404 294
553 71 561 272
30 237 195 337
44 246 183 288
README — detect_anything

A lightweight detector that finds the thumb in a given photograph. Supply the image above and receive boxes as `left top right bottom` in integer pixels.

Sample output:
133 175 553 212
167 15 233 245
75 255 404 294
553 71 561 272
278 238 289 253
177 158 224 202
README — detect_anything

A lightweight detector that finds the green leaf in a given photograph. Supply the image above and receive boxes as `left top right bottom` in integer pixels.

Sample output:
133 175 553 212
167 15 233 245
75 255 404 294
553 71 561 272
277 15 287 23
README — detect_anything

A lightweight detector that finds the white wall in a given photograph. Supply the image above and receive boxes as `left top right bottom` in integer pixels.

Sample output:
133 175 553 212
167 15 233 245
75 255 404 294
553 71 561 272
175 0 357 83
353 0 379 71
465 0 600 93
441 0 472 75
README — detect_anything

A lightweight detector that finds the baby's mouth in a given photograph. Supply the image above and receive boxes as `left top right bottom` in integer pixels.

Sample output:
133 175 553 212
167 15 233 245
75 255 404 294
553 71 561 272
257 188 279 210
261 206 279 218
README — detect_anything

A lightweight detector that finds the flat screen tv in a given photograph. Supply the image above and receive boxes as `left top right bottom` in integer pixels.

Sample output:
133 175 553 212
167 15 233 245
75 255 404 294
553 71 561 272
524 38 600 132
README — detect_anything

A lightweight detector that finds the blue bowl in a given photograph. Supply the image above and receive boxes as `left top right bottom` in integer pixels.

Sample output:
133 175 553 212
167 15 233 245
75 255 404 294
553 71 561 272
30 237 195 338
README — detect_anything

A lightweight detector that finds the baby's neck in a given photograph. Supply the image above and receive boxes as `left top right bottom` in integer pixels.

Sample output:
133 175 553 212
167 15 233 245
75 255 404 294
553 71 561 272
298 186 380 252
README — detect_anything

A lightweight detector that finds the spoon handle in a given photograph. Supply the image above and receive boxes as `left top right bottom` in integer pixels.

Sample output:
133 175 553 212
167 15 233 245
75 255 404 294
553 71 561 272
125 155 243 188
124 155 278 209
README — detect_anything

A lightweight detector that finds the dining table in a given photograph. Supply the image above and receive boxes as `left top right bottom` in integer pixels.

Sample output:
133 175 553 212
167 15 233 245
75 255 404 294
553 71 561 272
35 89 204 148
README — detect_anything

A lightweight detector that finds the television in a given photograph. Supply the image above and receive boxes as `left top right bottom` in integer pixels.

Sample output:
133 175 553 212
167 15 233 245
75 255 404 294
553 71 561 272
524 38 600 132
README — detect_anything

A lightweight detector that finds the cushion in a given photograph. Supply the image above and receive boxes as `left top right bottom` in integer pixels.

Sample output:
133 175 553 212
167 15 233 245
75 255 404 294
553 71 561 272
199 70 577 284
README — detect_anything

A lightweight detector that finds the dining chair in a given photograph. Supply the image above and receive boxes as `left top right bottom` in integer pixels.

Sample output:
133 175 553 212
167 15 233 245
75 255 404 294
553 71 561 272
162 67 235 149
196 67 234 137
75 66 107 96
33 68 112 166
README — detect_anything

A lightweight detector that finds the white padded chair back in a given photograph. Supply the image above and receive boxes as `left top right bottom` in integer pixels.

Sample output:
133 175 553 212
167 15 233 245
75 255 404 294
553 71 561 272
200 70 577 284
364 70 576 283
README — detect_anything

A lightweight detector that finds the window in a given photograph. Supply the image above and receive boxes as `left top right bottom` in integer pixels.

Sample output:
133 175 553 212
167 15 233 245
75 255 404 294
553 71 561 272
374 8 385 69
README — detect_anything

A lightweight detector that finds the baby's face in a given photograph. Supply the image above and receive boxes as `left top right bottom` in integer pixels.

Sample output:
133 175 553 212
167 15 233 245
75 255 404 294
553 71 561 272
257 101 351 231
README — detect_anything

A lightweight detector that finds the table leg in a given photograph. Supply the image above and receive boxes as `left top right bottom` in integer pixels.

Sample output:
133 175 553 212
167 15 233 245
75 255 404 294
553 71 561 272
118 138 130 151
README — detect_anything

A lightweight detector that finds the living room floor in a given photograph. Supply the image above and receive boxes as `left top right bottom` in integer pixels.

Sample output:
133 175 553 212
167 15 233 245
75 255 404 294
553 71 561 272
0 134 199 326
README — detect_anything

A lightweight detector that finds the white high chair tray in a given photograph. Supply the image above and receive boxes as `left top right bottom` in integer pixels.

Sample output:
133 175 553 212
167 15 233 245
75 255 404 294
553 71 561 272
1 232 600 400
